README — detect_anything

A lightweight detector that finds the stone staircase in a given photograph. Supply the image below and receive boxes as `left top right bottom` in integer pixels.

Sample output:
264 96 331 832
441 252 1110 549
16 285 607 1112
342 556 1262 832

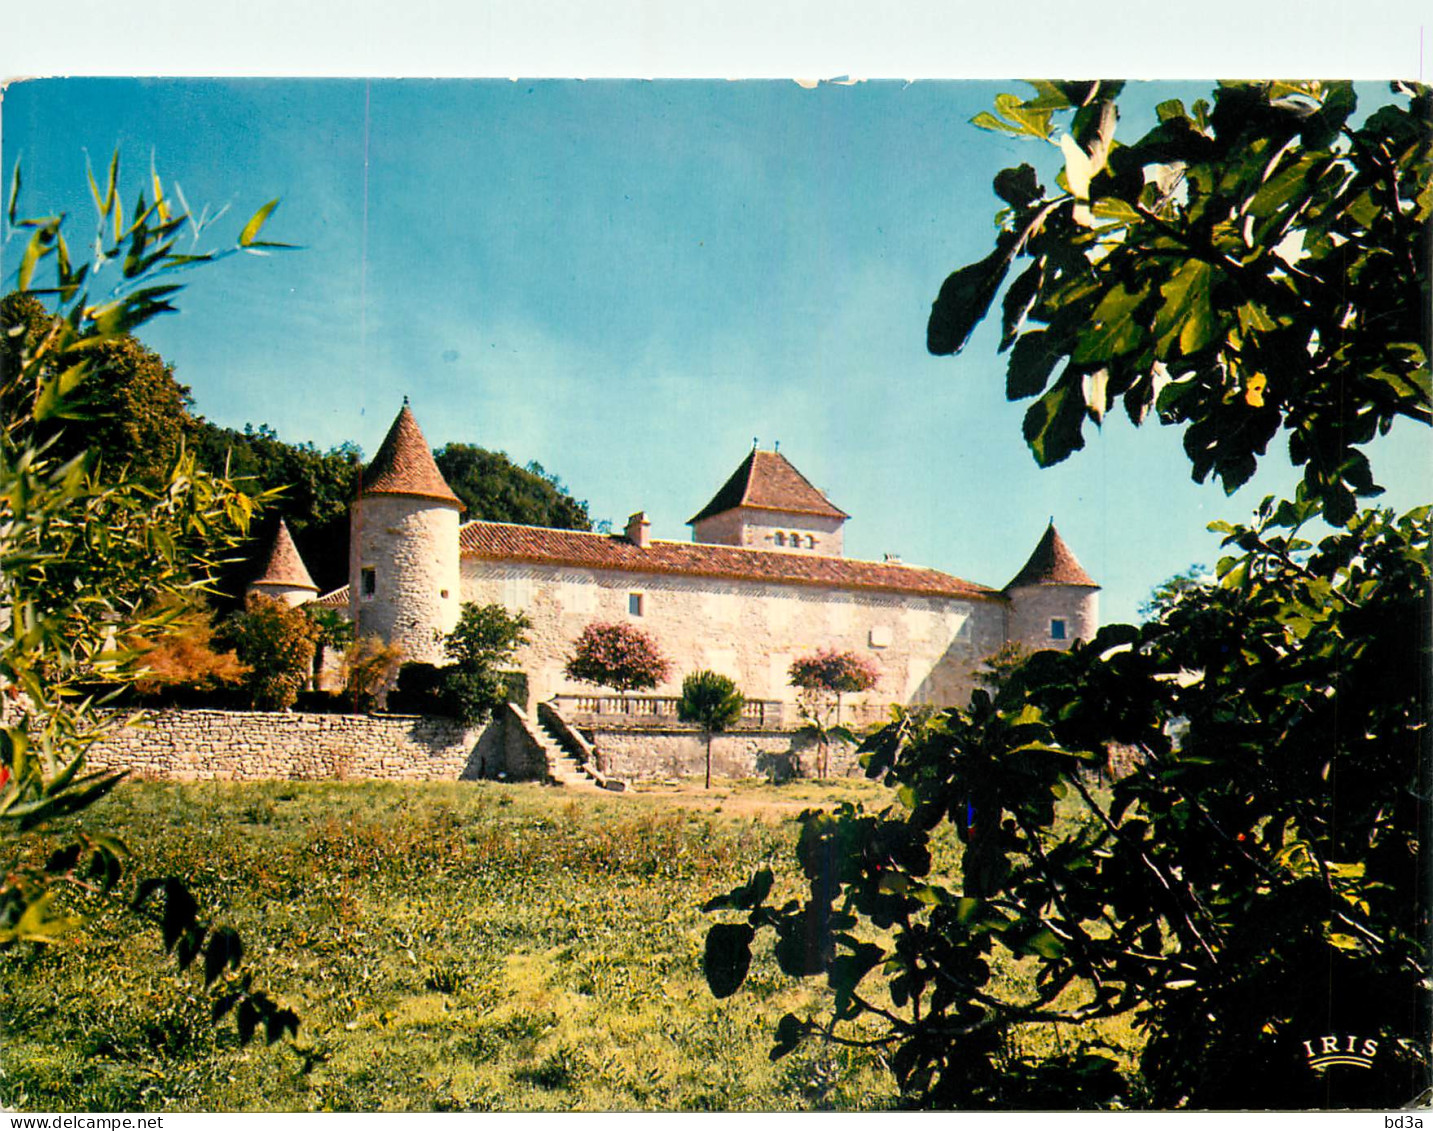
533 703 626 792
536 717 601 790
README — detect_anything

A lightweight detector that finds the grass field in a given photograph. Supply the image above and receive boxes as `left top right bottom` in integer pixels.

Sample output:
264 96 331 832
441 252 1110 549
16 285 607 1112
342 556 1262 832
1 778 908 1112
1 776 1143 1112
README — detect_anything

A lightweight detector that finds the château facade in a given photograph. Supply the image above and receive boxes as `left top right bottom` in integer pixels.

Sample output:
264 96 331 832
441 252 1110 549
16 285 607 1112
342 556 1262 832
254 403 1100 717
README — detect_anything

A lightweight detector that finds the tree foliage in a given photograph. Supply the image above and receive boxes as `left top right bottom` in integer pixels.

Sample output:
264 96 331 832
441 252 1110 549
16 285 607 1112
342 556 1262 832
433 602 533 724
0 294 194 487
565 622 670 693
707 81 1432 1110
678 670 745 790
1 150 297 1044
434 443 595 531
930 80 1431 524
789 649 879 778
217 595 323 710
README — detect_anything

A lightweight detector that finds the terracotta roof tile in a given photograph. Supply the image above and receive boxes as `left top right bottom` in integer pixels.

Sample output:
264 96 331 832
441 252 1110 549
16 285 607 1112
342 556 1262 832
1005 523 1098 590
460 520 998 600
251 519 318 592
688 449 849 524
360 403 462 506
314 584 350 608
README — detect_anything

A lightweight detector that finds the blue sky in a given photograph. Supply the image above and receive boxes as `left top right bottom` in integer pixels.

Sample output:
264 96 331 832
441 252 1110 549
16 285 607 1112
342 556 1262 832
2 76 1428 624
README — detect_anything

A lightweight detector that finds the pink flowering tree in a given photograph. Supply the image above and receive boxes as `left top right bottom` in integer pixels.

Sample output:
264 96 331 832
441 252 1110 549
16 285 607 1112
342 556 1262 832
788 648 880 777
564 622 670 693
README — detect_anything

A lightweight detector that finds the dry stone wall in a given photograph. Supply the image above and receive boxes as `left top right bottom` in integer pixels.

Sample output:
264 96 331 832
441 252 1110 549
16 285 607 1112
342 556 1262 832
86 709 500 782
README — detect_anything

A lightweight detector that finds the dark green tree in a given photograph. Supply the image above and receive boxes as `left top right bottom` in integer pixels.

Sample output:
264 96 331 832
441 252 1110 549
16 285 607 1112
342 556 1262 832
434 442 594 531
2 292 194 485
704 81 1431 1110
677 670 745 790
433 602 532 724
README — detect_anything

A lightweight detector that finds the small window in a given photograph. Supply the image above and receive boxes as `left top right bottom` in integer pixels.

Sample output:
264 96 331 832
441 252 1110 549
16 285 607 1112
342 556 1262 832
790 532 800 545
629 593 644 617
361 567 376 597
1050 618 1067 641
440 588 450 600
806 535 816 549
774 532 786 546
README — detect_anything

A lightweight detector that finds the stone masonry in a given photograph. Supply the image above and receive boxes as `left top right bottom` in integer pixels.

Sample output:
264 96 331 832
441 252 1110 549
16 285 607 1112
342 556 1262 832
85 709 499 781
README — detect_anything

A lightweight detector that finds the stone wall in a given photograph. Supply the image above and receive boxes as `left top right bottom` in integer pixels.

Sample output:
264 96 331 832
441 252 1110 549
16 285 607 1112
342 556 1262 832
591 725 862 782
86 709 501 781
461 559 1007 713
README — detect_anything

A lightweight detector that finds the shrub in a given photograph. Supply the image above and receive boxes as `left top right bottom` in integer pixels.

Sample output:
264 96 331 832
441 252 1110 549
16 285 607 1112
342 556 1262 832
131 595 249 695
340 635 405 712
565 622 670 692
217 595 323 710
433 603 532 724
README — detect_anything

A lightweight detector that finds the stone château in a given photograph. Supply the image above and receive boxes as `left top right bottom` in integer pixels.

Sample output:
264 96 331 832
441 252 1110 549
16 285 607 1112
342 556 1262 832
253 402 1099 718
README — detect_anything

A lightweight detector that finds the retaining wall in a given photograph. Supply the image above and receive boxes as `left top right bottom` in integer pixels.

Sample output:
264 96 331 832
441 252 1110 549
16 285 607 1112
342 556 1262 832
85 708 501 782
590 726 863 782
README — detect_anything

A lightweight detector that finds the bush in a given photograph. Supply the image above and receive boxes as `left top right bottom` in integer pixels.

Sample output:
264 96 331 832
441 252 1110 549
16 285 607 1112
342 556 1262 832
217 595 323 710
339 635 405 712
565 622 670 692
131 595 249 696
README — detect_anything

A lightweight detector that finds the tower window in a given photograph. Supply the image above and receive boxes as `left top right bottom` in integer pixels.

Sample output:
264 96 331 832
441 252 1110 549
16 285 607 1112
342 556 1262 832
1050 618 1067 641
361 567 377 597
629 593 644 616
806 535 816 549
774 532 785 546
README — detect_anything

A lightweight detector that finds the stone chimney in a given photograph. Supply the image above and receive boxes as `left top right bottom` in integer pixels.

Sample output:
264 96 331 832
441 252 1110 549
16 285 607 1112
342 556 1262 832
884 553 903 565
625 511 652 549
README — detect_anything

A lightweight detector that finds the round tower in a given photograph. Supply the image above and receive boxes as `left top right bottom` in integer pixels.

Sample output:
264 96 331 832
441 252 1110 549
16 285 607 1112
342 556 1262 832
349 401 463 665
247 518 319 607
1004 521 1099 651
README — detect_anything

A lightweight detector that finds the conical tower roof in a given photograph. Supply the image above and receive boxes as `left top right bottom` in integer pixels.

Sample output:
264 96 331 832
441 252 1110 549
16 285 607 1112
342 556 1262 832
252 518 318 592
688 448 849 525
1005 522 1098 590
360 402 462 507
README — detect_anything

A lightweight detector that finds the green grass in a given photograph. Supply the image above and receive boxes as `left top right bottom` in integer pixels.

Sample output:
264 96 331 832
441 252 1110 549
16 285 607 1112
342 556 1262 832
1 779 903 1112
1 777 1146 1111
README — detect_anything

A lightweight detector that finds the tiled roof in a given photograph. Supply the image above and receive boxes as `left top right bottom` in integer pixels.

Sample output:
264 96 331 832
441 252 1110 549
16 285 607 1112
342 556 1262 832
688 449 849 525
360 403 462 507
251 519 318 591
1005 523 1098 589
460 520 999 600
313 585 350 608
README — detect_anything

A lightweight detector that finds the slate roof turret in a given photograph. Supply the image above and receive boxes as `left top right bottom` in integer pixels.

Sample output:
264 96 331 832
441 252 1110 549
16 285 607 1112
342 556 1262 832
251 518 318 593
359 402 463 507
1005 522 1098 590
688 448 849 525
